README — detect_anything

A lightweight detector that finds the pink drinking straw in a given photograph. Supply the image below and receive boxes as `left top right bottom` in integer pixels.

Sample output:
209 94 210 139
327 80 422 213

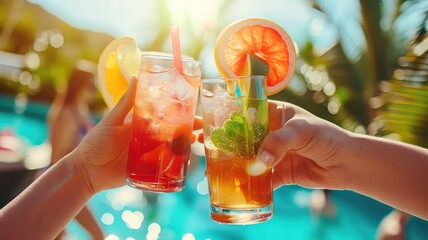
171 25 184 74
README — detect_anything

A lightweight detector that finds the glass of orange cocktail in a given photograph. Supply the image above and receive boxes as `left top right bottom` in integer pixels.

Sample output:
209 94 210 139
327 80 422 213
127 54 201 192
200 76 273 224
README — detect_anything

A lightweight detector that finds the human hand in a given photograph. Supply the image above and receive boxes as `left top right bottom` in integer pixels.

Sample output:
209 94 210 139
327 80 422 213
72 77 203 194
256 100 351 190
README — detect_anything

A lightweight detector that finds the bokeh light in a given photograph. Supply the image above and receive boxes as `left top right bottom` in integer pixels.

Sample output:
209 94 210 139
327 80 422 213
104 234 119 240
24 52 40 69
196 177 209 195
182 233 196 240
146 222 161 240
50 32 64 48
121 210 144 229
101 213 114 225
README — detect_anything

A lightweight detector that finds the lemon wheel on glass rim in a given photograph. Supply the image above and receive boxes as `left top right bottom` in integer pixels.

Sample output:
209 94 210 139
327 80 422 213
97 37 140 109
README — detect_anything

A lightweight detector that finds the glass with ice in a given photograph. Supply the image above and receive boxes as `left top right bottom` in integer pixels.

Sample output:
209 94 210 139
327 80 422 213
201 76 273 224
127 54 201 192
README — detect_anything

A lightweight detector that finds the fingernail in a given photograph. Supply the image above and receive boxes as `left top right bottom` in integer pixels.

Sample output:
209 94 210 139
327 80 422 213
130 75 137 85
125 112 133 122
256 151 275 166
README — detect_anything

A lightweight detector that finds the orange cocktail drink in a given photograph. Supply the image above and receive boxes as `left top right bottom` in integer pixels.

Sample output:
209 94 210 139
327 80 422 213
127 54 201 192
201 76 273 224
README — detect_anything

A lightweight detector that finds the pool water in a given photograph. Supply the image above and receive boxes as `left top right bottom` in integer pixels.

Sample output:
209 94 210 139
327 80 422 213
80 165 428 240
1 96 427 239
0 112 46 145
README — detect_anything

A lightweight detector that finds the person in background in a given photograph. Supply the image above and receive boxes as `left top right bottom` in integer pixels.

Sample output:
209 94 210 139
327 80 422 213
46 60 103 240
377 210 410 240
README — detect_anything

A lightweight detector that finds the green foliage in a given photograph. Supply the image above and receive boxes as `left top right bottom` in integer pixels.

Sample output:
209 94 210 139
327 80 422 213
212 112 251 156
274 0 427 150
0 0 113 112
378 31 428 148
212 111 266 158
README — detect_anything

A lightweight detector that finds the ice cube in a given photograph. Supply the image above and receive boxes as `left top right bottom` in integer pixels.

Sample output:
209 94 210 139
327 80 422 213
153 72 178 96
174 75 193 100
213 108 231 127
152 96 171 113
214 85 228 96
152 64 163 72
201 85 240 126
148 85 161 99
212 97 240 127
201 89 214 98
155 70 196 103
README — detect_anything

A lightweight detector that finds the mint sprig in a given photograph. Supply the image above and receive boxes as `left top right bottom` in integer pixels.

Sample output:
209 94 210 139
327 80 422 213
211 111 266 158
210 55 268 157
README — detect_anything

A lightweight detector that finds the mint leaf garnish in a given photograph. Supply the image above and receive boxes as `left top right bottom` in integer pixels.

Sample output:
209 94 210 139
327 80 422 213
230 112 245 123
211 110 267 158
211 128 236 153
224 119 245 138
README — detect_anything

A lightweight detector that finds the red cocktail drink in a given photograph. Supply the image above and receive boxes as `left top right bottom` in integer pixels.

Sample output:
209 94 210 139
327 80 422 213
127 54 201 192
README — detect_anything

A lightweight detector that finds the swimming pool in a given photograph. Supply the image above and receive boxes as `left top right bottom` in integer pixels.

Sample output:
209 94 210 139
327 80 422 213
0 96 47 146
1 95 427 239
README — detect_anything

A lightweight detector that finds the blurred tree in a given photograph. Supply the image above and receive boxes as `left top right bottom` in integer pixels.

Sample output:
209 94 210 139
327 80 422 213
271 0 428 141
0 0 113 109
0 0 26 51
378 31 428 147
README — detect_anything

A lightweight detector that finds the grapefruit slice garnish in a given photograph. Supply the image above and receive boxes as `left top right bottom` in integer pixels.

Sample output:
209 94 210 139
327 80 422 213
98 37 139 109
215 18 296 95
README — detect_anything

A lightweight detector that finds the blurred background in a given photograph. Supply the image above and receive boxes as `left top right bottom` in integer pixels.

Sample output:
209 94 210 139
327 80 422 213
0 0 427 239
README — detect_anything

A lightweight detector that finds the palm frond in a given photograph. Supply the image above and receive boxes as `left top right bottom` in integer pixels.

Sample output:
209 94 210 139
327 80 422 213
378 30 428 148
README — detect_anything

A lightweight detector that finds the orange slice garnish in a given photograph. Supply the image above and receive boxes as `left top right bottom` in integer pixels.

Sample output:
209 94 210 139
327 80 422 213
215 18 296 95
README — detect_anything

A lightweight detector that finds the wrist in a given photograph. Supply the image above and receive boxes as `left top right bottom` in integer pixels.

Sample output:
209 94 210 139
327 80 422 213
69 150 96 198
341 132 364 191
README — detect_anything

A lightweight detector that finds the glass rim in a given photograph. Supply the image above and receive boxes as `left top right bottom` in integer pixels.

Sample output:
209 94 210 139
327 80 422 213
202 75 266 84
201 75 267 99
141 52 201 65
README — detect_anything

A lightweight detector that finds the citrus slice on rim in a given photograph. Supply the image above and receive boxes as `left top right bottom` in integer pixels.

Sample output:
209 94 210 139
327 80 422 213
98 37 140 109
214 18 296 95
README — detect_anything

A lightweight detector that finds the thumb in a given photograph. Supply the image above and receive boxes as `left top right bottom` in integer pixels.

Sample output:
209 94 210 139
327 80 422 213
256 118 306 167
101 76 137 126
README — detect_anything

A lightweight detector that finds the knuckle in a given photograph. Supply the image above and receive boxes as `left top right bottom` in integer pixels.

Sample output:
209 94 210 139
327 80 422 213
286 118 309 132
283 119 311 150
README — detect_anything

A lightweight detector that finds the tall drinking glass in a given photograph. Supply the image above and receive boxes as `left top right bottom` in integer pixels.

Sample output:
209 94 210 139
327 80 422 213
200 76 273 224
127 54 201 192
